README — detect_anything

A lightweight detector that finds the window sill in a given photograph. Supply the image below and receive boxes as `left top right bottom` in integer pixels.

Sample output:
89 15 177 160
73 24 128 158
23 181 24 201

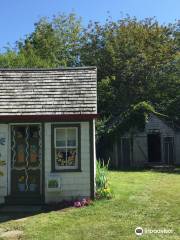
51 168 82 173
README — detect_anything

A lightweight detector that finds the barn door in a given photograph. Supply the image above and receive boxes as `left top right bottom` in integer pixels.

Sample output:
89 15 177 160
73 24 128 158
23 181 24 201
148 133 162 162
11 125 42 195
121 138 131 168
164 137 174 165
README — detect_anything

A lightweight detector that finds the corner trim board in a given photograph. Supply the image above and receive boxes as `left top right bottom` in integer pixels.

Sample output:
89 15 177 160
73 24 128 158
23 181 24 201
89 120 95 199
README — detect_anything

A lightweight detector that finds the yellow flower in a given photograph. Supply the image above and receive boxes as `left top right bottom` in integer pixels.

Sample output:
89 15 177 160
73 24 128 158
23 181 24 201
104 188 110 193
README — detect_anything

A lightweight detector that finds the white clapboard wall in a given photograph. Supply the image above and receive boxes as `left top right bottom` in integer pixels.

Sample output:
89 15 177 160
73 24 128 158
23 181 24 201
0 124 8 204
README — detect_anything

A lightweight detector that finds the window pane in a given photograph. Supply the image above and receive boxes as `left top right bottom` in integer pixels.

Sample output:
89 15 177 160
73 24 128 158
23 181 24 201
67 128 76 147
56 129 66 147
30 126 39 139
30 145 39 163
29 126 39 164
55 148 66 166
16 144 25 163
15 127 26 164
67 148 77 166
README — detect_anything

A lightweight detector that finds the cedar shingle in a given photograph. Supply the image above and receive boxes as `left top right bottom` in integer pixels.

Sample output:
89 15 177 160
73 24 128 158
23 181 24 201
0 67 97 115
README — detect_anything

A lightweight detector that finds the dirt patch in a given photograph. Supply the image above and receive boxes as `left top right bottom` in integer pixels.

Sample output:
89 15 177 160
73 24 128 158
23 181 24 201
0 230 23 239
0 228 6 234
14 217 28 222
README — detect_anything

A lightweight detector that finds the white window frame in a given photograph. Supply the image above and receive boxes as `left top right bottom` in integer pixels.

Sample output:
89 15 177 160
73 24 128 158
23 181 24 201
54 127 78 170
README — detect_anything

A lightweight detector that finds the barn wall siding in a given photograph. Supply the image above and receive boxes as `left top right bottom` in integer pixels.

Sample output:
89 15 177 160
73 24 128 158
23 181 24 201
133 135 148 167
44 121 91 203
110 114 179 168
175 133 180 165
0 124 8 204
145 114 174 135
112 141 119 169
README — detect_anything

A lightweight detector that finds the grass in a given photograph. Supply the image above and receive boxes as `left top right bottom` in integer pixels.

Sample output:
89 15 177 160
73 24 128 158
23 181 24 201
0 170 180 239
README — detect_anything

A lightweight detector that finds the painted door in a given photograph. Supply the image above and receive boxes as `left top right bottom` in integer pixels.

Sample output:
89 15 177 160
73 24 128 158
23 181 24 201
11 125 42 195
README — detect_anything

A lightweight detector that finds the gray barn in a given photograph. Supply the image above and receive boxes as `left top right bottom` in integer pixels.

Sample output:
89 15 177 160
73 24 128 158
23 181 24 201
109 113 180 169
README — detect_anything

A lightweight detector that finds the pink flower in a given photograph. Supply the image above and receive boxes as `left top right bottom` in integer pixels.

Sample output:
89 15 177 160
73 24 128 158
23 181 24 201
74 201 81 208
85 198 92 205
81 198 87 206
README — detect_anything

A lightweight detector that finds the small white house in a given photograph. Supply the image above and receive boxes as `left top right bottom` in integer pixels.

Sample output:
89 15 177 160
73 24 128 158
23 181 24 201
102 113 180 169
0 67 97 205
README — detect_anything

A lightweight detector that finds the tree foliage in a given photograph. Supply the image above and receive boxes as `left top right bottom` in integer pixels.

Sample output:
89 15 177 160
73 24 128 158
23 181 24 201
0 13 82 68
81 17 179 118
96 101 166 141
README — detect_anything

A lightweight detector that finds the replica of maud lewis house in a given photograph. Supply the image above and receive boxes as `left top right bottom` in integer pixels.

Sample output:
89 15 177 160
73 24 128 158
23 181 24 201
0 67 97 205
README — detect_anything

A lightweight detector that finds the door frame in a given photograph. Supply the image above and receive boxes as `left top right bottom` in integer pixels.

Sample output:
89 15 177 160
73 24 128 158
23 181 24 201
147 132 162 163
163 136 175 165
8 123 44 198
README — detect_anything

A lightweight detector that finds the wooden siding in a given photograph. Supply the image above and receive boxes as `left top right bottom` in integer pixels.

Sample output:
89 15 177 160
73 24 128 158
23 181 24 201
0 121 94 204
145 114 174 135
133 135 148 167
44 121 91 202
111 113 179 168
0 67 97 115
175 133 180 165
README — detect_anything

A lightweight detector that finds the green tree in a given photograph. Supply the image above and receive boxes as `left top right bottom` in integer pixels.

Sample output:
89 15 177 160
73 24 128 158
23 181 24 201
81 17 179 120
166 24 180 120
0 13 82 68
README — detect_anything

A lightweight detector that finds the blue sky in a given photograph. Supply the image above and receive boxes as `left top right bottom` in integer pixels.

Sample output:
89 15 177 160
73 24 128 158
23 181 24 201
0 0 179 51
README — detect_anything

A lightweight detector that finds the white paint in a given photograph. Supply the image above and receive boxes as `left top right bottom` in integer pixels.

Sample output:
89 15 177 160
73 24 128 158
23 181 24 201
44 121 91 203
93 119 96 191
0 121 95 204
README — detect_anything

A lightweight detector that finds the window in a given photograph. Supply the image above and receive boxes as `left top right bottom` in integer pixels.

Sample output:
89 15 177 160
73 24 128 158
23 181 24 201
52 125 81 171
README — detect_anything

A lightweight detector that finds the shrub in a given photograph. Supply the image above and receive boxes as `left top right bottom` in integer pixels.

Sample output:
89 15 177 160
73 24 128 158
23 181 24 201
96 187 112 199
96 160 109 189
96 160 112 199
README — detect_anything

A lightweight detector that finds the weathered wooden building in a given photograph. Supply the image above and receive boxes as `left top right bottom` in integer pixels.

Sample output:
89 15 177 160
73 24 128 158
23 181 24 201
100 113 180 169
0 67 97 205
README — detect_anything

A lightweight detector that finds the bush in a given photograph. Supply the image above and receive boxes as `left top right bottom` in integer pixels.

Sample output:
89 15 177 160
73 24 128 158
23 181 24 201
96 160 112 199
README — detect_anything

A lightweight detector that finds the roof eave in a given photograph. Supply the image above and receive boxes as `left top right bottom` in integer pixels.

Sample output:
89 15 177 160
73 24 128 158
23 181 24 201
0 114 99 123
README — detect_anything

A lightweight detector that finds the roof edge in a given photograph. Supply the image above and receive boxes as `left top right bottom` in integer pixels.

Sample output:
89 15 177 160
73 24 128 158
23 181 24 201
0 114 99 122
0 66 97 72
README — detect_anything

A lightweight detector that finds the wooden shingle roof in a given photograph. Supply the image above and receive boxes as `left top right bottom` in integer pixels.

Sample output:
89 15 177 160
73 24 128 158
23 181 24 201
0 67 97 116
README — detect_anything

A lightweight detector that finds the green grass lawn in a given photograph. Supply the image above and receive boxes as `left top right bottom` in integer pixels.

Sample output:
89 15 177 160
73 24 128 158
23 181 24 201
0 171 180 240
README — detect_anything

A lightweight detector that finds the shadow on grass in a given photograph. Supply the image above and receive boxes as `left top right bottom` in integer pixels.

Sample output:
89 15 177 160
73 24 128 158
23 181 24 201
0 212 41 223
109 166 180 174
0 203 74 224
